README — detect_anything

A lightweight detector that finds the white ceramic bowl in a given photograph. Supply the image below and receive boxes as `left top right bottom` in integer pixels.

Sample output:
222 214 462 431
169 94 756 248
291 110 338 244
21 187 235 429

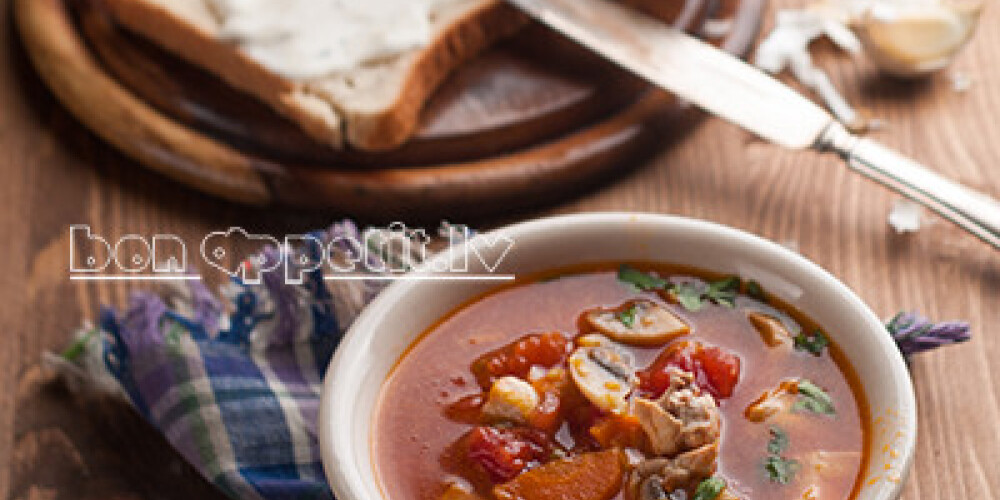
319 212 916 500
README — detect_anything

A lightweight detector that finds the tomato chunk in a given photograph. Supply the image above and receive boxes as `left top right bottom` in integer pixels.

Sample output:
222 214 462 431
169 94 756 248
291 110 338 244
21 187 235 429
471 333 571 388
527 388 562 433
466 426 552 483
697 345 741 398
445 394 486 424
637 341 741 400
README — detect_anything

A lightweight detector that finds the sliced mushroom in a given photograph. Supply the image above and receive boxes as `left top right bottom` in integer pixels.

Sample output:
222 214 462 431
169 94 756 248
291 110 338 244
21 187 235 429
569 336 636 413
585 300 690 346
744 380 799 422
746 312 794 348
637 474 670 500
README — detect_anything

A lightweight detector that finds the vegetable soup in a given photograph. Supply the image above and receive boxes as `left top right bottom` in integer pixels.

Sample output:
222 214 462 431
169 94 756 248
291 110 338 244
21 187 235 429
374 264 869 500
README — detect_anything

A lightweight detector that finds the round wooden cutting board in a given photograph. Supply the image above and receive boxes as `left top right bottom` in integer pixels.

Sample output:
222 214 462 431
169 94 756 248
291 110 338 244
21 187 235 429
15 0 765 217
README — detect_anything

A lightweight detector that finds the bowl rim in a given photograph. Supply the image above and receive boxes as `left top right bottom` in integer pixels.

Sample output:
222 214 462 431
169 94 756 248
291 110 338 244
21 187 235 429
319 212 917 500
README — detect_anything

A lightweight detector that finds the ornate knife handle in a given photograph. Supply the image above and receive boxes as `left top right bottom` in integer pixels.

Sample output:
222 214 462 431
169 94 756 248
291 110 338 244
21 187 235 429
818 123 1000 250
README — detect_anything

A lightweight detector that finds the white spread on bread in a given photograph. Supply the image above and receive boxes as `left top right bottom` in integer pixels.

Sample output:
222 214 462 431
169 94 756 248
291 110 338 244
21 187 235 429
207 0 466 79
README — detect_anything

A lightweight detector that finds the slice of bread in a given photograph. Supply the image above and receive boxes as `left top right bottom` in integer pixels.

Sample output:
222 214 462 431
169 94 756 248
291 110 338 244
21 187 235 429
102 0 527 151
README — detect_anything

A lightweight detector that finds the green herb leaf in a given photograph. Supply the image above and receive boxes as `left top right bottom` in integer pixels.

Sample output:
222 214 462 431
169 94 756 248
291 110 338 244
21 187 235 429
763 455 801 484
794 379 836 415
618 305 638 328
672 282 706 311
767 426 789 455
692 477 727 500
745 280 766 302
617 271 746 312
706 276 741 307
709 276 741 292
669 276 743 311
762 425 799 486
617 265 668 291
794 330 830 356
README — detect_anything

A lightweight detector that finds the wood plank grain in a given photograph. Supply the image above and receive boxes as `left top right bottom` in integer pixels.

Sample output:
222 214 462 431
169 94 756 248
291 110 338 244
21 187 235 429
2 0 1000 498
1 2 35 496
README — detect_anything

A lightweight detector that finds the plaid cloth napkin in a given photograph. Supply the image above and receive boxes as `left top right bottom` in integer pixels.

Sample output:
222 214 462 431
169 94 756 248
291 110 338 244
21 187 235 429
48 220 970 500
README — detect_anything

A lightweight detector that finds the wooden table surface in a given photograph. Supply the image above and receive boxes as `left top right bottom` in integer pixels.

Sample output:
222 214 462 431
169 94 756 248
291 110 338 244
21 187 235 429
3 0 999 499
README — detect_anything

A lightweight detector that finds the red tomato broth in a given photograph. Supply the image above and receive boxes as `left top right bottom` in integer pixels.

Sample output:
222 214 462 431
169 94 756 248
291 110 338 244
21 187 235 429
373 264 870 500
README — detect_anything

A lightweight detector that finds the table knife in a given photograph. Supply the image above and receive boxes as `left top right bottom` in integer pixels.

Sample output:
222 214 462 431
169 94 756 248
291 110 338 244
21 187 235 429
506 0 1000 249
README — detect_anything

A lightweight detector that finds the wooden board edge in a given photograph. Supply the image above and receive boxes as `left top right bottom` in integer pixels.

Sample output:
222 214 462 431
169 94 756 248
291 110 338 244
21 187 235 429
13 0 273 205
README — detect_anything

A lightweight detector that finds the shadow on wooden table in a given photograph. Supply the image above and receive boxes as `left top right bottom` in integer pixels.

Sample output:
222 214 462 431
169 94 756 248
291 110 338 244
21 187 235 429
858 72 936 103
11 363 228 500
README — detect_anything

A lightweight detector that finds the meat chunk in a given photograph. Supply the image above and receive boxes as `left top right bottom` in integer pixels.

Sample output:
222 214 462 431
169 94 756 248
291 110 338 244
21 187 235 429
585 300 690 346
631 399 680 456
628 368 722 500
628 443 719 499
482 376 540 425
632 367 720 456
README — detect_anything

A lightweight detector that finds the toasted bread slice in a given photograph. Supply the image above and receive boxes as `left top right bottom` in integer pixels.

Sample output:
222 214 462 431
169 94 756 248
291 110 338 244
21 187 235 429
102 0 526 151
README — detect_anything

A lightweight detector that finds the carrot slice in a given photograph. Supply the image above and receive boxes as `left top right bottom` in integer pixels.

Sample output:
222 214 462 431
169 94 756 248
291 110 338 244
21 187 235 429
493 450 624 500
589 415 646 450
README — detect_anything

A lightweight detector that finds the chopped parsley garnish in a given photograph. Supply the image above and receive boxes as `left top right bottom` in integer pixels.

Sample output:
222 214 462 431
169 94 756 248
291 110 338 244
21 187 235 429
617 265 668 291
617 304 639 328
616 266 745 312
762 425 799 484
746 280 767 302
764 455 801 484
705 276 741 307
692 477 727 500
794 330 830 356
767 426 789 455
794 379 836 415
672 282 707 311
668 277 742 311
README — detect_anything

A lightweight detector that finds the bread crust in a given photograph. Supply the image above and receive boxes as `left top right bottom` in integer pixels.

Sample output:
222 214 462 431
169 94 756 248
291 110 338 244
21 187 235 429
340 1 527 151
102 0 527 151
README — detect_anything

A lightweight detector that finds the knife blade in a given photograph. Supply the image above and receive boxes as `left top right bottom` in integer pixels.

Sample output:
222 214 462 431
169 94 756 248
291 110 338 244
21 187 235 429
506 0 1000 250
505 0 831 149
